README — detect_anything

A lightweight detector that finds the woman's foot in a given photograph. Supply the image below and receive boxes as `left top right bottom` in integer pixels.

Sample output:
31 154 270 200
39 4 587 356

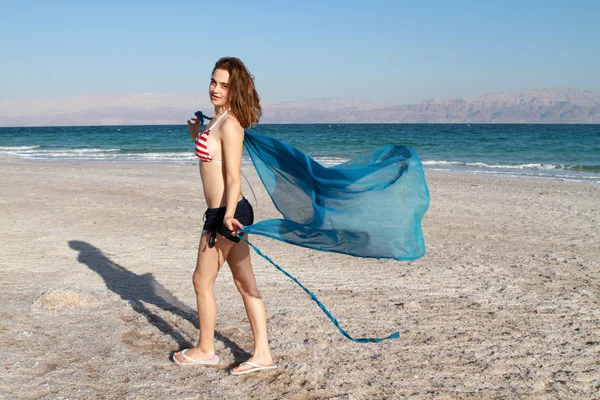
231 355 276 375
173 347 219 365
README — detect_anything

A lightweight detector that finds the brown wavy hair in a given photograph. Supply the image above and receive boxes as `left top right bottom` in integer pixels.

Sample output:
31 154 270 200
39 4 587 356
213 57 261 128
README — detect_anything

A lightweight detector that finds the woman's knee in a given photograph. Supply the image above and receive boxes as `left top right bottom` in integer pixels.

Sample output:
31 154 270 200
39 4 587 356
192 270 216 294
233 278 261 299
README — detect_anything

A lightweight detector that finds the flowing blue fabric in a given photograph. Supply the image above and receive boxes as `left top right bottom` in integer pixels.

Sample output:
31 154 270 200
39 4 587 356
195 112 429 342
237 130 430 343
240 130 430 261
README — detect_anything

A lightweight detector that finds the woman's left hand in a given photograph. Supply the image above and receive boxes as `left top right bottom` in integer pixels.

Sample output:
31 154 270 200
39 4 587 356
224 216 244 236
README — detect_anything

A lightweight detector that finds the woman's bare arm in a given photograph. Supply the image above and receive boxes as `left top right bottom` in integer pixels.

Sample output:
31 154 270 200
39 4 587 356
220 119 245 233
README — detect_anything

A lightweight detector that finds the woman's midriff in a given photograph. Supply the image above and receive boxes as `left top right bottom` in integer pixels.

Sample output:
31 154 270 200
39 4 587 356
199 162 242 208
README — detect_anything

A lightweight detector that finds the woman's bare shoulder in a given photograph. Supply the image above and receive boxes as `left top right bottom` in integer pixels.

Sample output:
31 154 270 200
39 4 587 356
218 115 244 139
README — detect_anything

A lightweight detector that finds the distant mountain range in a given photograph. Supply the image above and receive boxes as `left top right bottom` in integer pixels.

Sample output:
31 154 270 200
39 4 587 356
0 88 598 126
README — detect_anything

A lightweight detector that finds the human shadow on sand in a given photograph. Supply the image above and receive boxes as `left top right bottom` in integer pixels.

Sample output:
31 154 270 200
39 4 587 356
68 240 251 364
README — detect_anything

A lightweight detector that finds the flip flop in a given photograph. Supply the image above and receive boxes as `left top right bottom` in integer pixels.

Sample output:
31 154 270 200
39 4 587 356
173 349 219 366
230 361 278 376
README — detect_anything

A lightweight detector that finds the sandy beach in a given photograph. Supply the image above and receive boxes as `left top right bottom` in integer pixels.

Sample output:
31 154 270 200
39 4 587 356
1 156 599 399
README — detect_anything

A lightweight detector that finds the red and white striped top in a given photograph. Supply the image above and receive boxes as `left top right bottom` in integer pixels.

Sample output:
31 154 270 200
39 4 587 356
195 109 230 163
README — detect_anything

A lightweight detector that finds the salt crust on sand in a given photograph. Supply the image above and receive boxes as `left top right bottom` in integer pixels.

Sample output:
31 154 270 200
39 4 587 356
1 156 599 399
31 290 100 312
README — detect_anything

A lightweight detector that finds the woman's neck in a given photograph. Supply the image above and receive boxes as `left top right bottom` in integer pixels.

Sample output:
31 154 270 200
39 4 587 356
214 106 230 115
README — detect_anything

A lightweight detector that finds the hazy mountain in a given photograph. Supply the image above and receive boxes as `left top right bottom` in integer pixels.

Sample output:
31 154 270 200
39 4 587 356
0 93 213 126
262 88 600 123
0 88 598 126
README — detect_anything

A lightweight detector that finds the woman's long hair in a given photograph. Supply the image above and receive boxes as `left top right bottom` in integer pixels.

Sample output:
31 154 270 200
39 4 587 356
213 57 261 128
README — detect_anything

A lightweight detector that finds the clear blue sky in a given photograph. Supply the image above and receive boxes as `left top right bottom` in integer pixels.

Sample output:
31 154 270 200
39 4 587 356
1 0 598 104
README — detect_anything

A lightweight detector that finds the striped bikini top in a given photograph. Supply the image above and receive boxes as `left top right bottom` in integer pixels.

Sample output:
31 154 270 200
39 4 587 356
195 109 230 163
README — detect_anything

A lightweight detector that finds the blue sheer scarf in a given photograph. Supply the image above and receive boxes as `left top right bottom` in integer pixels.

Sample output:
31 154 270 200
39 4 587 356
196 113 430 342
241 130 429 261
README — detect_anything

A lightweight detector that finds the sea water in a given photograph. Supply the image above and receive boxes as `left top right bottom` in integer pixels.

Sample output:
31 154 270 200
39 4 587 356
1 124 599 182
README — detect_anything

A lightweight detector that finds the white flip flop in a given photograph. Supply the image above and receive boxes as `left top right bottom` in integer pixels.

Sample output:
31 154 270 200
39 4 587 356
173 349 219 366
230 361 277 376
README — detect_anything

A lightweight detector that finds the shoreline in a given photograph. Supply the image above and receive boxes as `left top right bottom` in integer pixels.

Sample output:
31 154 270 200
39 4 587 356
1 156 599 399
2 154 598 185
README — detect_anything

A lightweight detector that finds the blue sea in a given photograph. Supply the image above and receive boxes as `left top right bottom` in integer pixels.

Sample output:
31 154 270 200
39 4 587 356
1 124 599 183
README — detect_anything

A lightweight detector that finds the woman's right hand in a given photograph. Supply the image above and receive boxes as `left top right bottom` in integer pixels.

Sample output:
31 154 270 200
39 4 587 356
187 116 201 139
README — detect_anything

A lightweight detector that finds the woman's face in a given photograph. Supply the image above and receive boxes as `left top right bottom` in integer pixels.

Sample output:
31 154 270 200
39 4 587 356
209 68 230 108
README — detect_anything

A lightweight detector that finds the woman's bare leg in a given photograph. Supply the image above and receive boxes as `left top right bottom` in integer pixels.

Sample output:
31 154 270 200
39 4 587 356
228 236 274 372
174 232 236 363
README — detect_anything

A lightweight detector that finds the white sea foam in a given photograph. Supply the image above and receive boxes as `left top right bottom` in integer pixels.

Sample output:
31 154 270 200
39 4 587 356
0 146 198 162
0 145 42 155
313 156 349 166
423 160 563 170
423 159 600 183
421 160 463 166
0 145 40 151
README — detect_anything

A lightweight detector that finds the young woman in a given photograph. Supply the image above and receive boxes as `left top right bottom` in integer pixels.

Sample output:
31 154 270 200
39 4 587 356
173 57 276 375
